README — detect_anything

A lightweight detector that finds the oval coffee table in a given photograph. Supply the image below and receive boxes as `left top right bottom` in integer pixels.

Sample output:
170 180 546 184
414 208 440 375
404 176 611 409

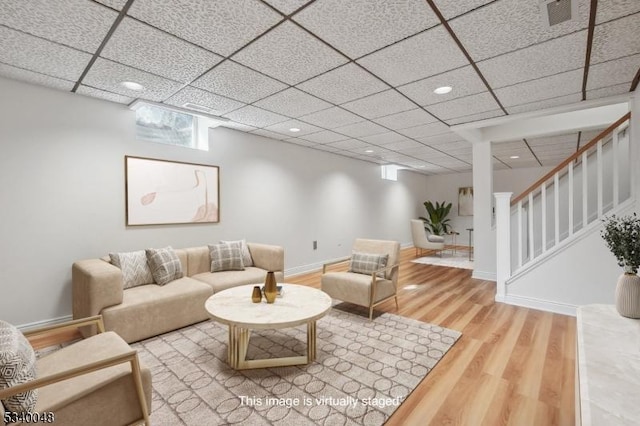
205 284 332 370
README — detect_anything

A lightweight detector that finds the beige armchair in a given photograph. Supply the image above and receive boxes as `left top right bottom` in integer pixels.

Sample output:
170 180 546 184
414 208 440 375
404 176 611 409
321 239 400 320
0 316 150 426
410 219 445 257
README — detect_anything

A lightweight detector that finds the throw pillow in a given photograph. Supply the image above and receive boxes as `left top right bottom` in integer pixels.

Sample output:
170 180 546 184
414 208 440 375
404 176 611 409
220 239 253 267
145 247 184 286
0 320 37 413
209 243 245 272
109 250 155 289
427 235 445 243
349 251 389 278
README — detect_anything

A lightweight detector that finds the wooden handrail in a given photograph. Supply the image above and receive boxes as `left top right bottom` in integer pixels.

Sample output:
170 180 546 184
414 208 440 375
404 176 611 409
511 112 631 206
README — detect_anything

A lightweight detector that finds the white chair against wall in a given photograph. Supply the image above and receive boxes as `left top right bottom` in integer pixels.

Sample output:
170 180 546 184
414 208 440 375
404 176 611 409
410 219 445 257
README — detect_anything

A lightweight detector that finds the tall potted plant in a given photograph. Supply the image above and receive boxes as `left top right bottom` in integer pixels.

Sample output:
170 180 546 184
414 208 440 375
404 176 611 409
419 201 452 236
601 214 640 318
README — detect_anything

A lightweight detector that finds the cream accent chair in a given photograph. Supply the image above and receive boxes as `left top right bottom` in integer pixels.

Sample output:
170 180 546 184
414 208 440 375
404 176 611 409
0 316 151 426
410 219 445 257
321 239 400 320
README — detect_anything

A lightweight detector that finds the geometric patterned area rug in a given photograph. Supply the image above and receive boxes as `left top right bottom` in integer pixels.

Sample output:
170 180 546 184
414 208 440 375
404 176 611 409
131 305 461 425
411 251 474 270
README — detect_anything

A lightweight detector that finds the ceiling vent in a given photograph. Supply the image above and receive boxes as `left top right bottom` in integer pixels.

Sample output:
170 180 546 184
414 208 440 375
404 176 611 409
539 0 577 28
182 102 212 113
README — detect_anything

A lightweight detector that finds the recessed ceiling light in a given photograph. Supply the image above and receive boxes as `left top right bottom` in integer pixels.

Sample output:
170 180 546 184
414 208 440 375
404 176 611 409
434 86 452 95
120 81 145 91
418 165 426 168
365 149 374 153
289 128 301 132
510 155 520 159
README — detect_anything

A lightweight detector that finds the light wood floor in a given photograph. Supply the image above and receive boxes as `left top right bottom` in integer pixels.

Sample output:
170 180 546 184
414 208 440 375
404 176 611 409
288 246 576 426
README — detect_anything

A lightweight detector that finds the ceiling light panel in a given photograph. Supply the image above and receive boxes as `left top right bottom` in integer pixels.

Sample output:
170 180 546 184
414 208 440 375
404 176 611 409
192 61 287 104
0 0 118 52
128 0 281 57
333 121 388 138
101 18 223 84
426 92 501 121
590 14 640 64
449 0 590 62
293 0 438 59
76 85 134 104
263 119 323 136
0 63 74 91
341 90 416 119
164 86 245 116
495 69 582 107
398 66 487 106
373 108 437 130
83 58 182 101
0 27 92 81
232 21 348 85
477 31 587 89
587 54 640 90
357 26 469 87
298 106 364 128
253 87 332 118
223 105 289 128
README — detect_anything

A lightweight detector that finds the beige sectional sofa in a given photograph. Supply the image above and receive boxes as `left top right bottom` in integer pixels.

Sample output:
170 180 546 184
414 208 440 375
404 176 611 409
72 243 284 343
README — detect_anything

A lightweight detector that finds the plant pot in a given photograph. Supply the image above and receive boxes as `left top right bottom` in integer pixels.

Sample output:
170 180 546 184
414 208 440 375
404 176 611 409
615 273 640 318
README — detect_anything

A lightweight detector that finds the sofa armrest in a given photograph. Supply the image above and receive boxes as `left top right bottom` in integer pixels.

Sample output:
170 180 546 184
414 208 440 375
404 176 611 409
72 259 124 335
247 243 284 273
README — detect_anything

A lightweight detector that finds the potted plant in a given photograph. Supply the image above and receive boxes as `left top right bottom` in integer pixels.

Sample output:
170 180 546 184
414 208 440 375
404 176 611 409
419 201 452 236
601 213 640 318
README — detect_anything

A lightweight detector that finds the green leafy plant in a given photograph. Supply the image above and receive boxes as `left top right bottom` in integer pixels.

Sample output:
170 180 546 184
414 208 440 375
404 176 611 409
601 213 640 274
419 201 452 236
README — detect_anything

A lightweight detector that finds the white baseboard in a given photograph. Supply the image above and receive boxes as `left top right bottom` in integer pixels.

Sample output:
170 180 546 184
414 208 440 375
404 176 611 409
17 315 73 331
496 294 577 316
472 270 496 281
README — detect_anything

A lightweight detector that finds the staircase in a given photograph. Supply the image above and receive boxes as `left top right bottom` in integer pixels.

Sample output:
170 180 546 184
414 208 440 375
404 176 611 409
494 113 633 315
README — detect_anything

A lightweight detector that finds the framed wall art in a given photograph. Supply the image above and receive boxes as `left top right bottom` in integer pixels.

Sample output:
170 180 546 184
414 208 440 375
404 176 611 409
458 186 474 217
125 156 220 226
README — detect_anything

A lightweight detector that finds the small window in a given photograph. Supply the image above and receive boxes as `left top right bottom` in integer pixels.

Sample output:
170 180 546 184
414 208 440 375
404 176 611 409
381 164 402 181
135 103 197 149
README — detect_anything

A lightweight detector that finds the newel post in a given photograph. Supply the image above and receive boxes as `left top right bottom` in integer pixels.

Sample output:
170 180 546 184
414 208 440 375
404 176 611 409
494 192 512 301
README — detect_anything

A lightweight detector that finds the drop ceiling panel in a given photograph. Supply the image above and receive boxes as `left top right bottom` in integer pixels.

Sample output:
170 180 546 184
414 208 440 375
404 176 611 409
432 0 494 19
0 27 92 81
436 140 472 151
591 14 640 64
333 121 388 138
373 108 437 130
83 58 183 101
251 128 290 140
426 92 501 120
357 26 470 86
263 119 323 136
77 85 133 104
301 130 349 144
596 0 640 24
221 122 258 132
381 139 425 151
360 132 410 145
263 0 312 15
192 61 287 104
232 21 348 85
0 63 74 91
416 131 463 146
298 107 364 128
253 87 332 118
495 69 583 107
341 90 416 119
0 0 118 52
504 159 540 168
312 144 342 152
478 31 587 89
223 105 288 128
587 54 640 90
295 63 388 104
447 109 505 125
401 145 449 158
450 0 590 62
587 83 631 100
284 137 318 147
128 0 282 57
101 18 223 84
398 66 488 106
292 0 438 59
506 93 583 115
327 138 371 150
164 86 245 115
94 0 127 10
527 132 577 146
397 121 450 139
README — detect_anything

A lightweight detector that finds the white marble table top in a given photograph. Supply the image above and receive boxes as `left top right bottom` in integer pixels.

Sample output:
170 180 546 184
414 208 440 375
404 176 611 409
205 284 332 330
577 304 640 426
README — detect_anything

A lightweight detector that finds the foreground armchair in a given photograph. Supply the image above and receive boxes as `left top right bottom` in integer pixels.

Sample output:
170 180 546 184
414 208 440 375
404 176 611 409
0 316 150 426
321 239 400 320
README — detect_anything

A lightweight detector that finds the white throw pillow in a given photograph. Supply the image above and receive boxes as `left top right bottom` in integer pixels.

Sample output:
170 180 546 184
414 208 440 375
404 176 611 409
109 250 155 289
0 320 38 413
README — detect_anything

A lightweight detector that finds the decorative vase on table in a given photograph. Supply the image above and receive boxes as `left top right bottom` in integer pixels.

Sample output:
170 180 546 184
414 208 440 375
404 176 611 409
615 272 640 318
264 271 277 304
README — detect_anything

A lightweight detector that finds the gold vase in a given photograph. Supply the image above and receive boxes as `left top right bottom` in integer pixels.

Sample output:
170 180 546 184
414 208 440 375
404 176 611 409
264 271 277 304
251 286 262 303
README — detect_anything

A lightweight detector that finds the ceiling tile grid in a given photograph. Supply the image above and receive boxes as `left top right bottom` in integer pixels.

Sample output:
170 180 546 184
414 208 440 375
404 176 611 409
76 85 134 104
595 0 640 24
262 119 323 136
587 54 640 90
263 0 312 15
284 137 318 148
397 122 451 139
332 121 388 138
447 109 505 125
590 13 640 64
223 105 289 128
253 87 332 118
341 90 416 119
299 130 349 144
426 92 502 121
373 108 437 130
398 65 488 106
94 0 127 10
360 132 410 145
432 0 494 20
587 83 632 100
164 86 245 115
494 69 583 107
298 106 364 129
506 93 583 115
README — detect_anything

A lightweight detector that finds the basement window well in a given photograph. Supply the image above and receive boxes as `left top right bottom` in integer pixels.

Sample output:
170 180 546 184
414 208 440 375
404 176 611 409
134 103 198 149
381 164 403 181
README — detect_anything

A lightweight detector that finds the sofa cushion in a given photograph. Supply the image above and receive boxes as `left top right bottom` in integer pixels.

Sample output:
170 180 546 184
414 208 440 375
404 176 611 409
145 247 184 285
0 320 38 413
109 250 154 289
349 252 388 278
208 243 244 272
427 234 445 243
220 239 253 267
192 268 284 293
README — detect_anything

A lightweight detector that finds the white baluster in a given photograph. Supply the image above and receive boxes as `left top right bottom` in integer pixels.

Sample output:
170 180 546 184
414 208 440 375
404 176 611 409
597 140 603 218
528 193 534 262
541 182 546 253
518 200 523 268
582 152 588 228
613 126 619 207
554 173 560 244
568 160 574 236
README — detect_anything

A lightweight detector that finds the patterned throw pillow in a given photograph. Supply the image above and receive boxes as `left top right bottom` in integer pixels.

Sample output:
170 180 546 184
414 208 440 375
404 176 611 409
0 321 37 413
109 250 155 289
220 239 253 267
209 243 245 272
145 247 184 286
349 252 389 278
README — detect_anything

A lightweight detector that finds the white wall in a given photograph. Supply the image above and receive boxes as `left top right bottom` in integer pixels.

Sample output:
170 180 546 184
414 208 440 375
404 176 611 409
0 77 427 326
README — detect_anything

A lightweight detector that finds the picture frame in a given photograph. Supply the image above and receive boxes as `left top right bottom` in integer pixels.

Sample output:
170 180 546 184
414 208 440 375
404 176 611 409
458 187 473 216
125 156 220 226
